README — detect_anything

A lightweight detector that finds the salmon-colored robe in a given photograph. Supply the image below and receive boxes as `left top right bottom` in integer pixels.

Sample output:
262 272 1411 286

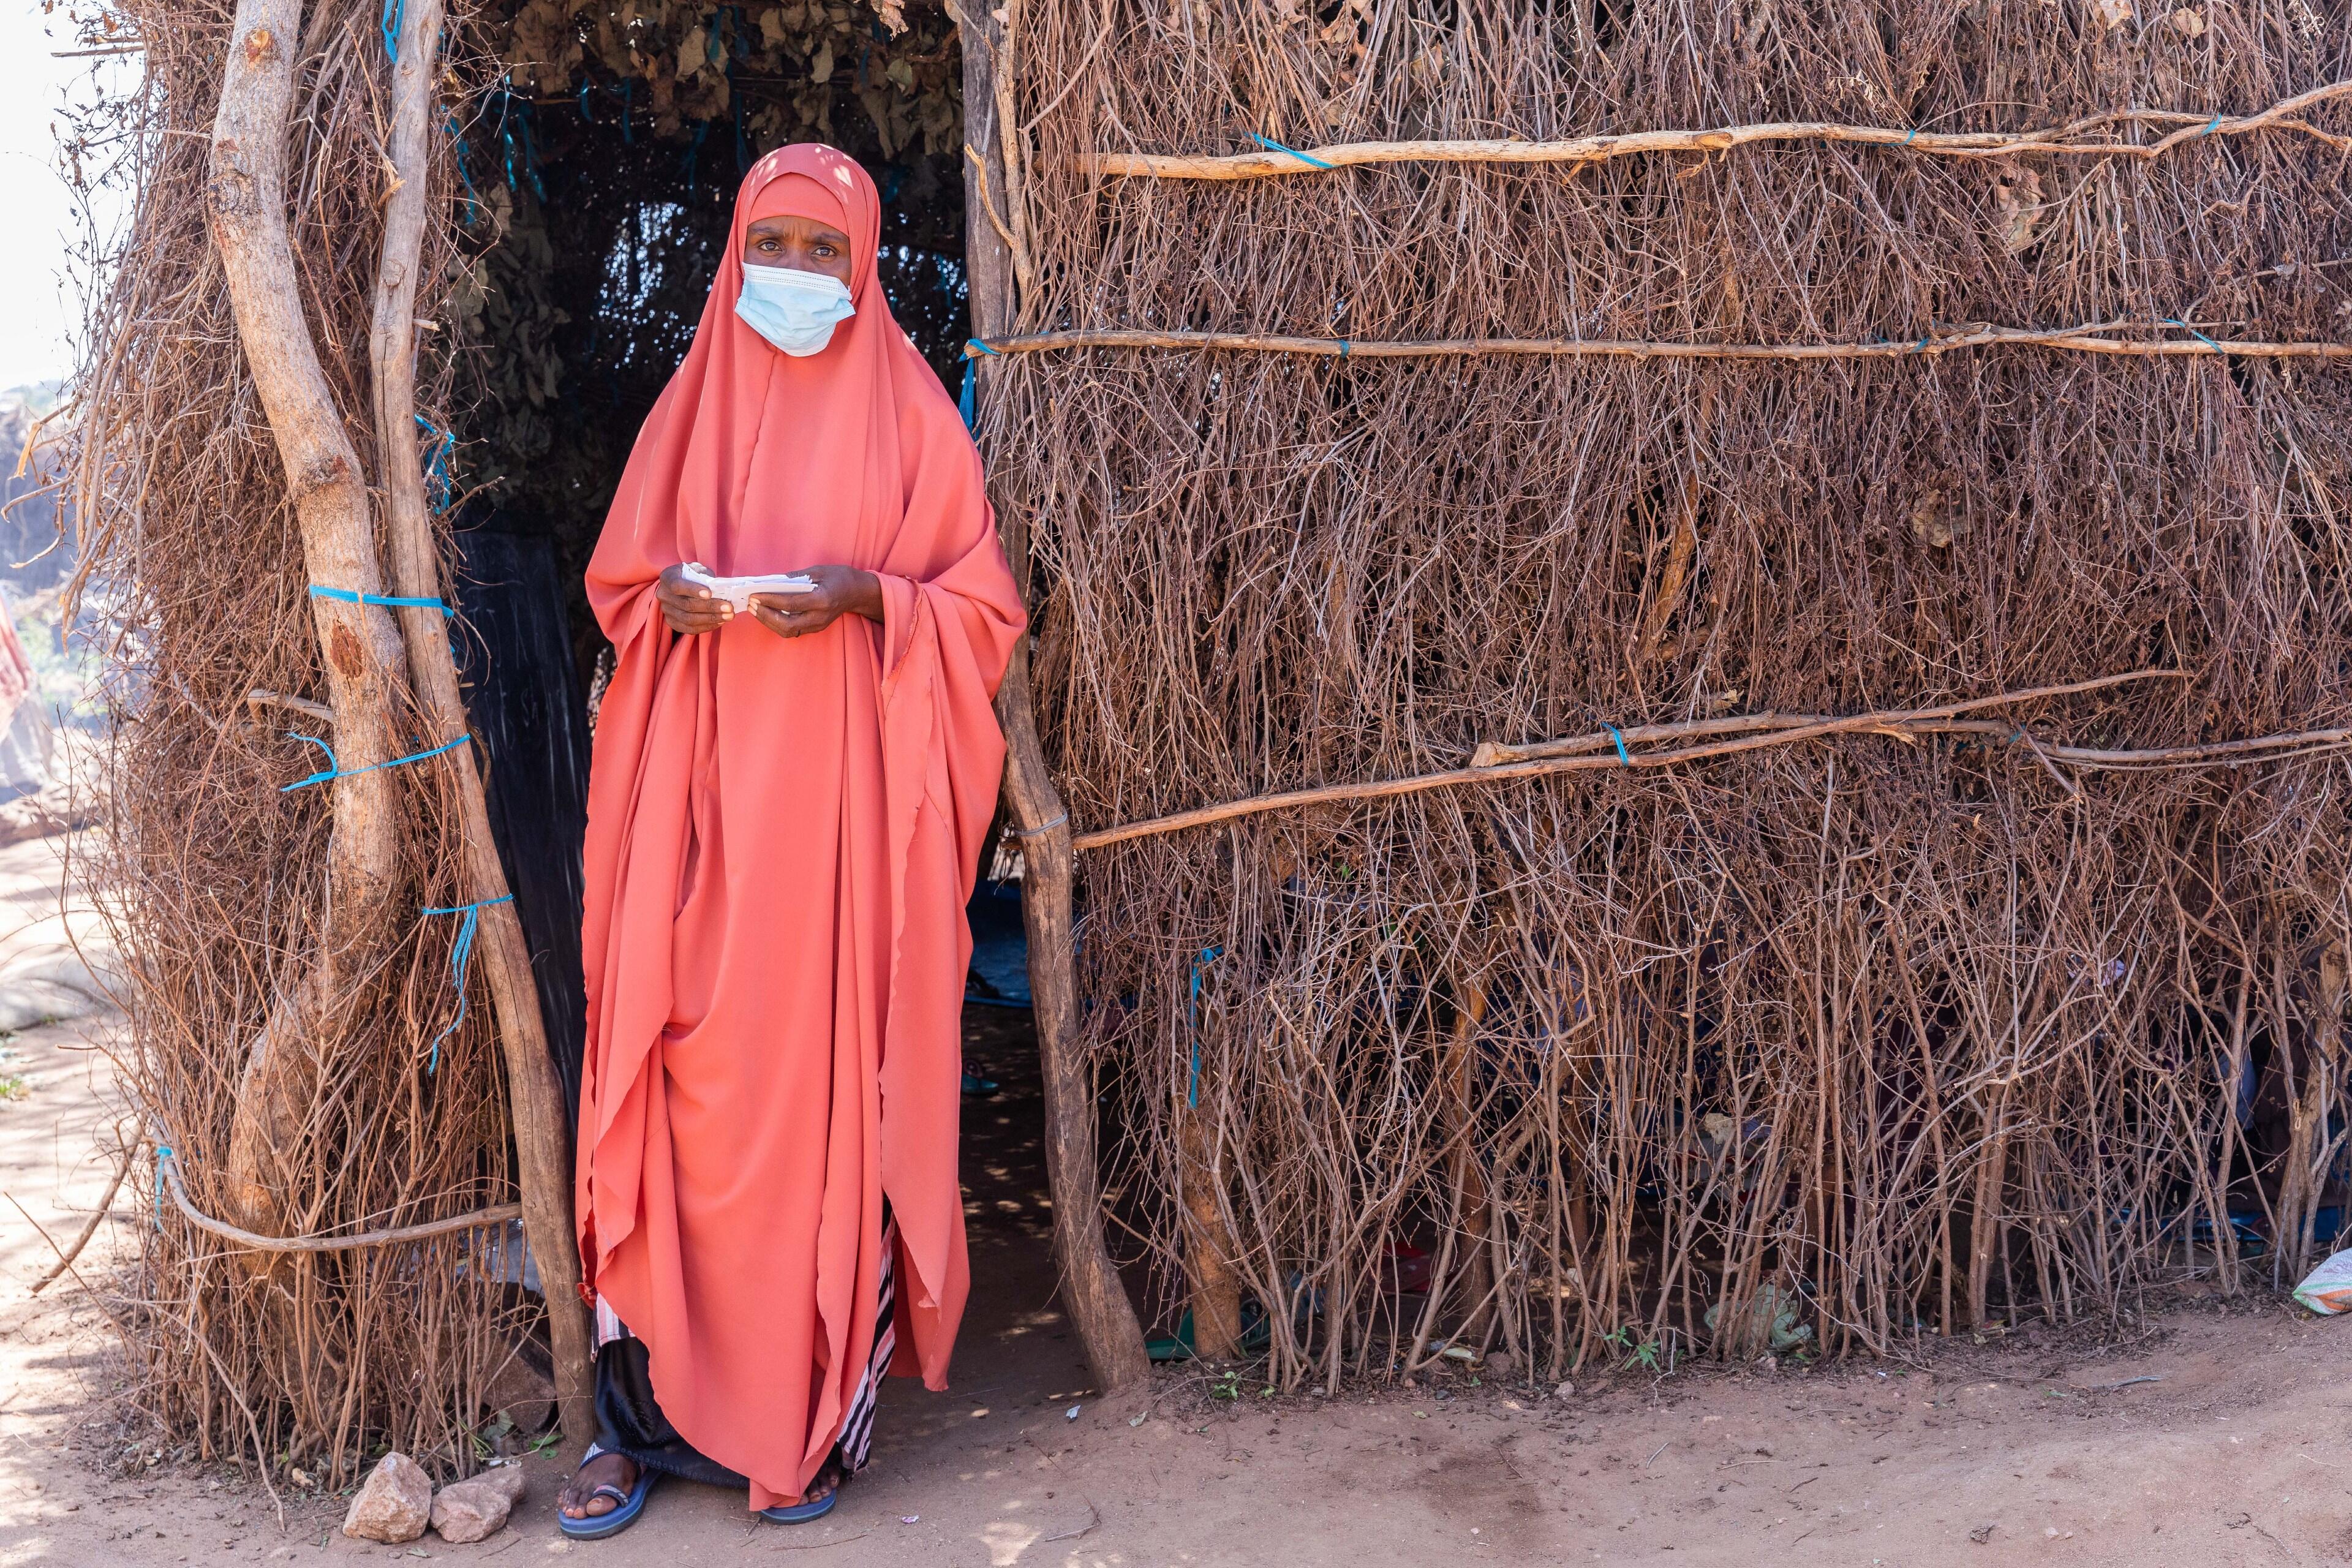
576 145 1024 1510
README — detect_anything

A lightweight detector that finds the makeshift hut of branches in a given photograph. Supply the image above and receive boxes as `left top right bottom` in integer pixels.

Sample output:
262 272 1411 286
55 0 2352 1488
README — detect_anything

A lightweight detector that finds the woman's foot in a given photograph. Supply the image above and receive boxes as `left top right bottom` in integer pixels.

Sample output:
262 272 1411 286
760 1458 847 1523
559 1451 641 1523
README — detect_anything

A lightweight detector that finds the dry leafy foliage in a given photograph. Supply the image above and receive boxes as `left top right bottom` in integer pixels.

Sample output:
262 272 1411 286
499 1 960 161
995 1 2352 1384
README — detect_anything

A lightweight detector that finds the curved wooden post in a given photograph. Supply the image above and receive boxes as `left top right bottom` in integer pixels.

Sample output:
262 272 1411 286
957 1 1150 1392
209 0 409 1238
366 0 594 1440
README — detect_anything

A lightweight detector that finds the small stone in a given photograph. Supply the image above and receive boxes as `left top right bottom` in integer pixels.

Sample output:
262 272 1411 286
430 1465 527 1544
1553 1380 1577 1400
342 1453 432 1544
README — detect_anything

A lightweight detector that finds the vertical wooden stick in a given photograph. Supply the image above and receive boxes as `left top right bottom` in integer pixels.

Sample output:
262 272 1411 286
209 0 409 1239
1177 1093 1245 1360
957 1 1150 1392
366 0 594 1440
1445 978 1493 1346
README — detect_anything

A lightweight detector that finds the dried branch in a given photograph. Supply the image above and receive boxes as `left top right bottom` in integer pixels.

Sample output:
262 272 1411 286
1081 78 2352 179
970 323 2352 363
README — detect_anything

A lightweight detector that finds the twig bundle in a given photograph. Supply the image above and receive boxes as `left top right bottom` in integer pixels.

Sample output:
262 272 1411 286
64 1 533 1483
993 0 2352 1384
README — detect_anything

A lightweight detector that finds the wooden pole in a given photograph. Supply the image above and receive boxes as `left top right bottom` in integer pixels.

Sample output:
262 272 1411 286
1068 670 2195 851
1077 78 2352 179
1177 1102 1245 1360
956 0 1151 1392
208 0 410 1238
366 0 595 1440
962 323 2352 363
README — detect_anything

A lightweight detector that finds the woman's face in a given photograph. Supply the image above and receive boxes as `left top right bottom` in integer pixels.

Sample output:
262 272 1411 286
744 214 854 287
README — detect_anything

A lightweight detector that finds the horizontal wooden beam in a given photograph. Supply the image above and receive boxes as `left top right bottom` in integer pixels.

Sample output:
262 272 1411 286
968 323 2352 363
1063 673 2352 853
1081 80 2352 180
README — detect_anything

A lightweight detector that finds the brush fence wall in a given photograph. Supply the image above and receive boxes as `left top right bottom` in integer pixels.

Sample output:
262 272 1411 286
987 1 2352 1384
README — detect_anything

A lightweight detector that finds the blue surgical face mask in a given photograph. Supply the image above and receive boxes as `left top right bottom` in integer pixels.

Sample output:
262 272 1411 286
734 265 856 357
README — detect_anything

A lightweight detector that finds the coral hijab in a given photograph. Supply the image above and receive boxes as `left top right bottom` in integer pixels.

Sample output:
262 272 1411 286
577 144 1023 1509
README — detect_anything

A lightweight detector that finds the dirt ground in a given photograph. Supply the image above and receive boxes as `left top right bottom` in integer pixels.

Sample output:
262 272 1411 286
6 832 2352 1567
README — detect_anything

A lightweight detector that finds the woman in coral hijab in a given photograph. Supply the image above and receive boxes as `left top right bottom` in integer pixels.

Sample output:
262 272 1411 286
556 145 1024 1536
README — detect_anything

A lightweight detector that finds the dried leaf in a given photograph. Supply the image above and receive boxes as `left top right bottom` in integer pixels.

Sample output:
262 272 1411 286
1991 164 2047 255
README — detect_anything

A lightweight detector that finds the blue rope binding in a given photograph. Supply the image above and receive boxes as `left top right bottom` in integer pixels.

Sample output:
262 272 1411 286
415 412 455 510
380 0 403 60
961 339 1001 432
1604 724 1632 765
2162 317 2225 353
1187 946 1224 1108
310 584 448 612
420 896 513 1073
448 115 481 225
153 1144 172 1230
1251 132 1336 170
281 732 470 793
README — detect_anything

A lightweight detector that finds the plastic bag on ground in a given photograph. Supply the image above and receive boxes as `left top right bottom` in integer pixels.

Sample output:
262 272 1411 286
2292 1248 2352 1314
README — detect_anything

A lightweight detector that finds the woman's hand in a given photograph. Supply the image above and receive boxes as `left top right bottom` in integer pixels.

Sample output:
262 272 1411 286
749 564 883 640
655 564 733 635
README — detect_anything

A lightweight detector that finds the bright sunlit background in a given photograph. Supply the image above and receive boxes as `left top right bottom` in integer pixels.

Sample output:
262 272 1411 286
0 4 134 729
0 2 130 393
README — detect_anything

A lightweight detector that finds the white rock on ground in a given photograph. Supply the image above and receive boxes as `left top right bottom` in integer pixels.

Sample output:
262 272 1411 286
431 1462 528 1544
341 1452 433 1544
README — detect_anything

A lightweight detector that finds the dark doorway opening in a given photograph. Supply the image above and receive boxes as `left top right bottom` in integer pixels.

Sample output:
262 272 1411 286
447 6 974 1099
451 6 971 690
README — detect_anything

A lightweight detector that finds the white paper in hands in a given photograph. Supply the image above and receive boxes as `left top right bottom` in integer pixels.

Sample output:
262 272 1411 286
678 561 817 611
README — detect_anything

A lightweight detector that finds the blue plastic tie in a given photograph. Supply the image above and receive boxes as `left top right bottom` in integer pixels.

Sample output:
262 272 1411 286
1913 336 1932 353
960 339 1001 432
2162 317 2225 353
518 102 546 202
1903 126 1919 145
448 115 481 224
1604 724 1631 766
380 0 403 59
280 731 470 793
309 585 448 613
415 412 455 508
1187 945 1223 1109
1251 133 1336 170
579 81 594 123
2202 113 2223 137
1338 339 1351 360
153 1145 172 1231
420 896 513 1073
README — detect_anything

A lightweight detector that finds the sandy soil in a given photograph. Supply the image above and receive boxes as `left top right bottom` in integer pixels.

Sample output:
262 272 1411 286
5 832 2352 1567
